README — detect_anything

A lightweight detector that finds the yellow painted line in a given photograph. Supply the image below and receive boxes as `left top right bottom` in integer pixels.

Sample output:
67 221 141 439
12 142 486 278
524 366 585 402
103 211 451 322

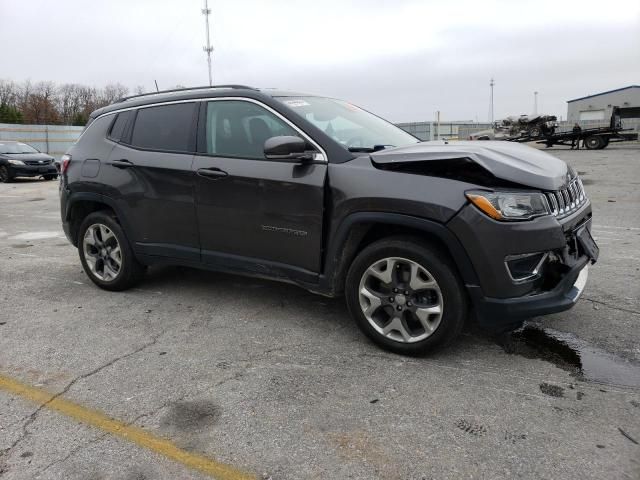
0 373 255 480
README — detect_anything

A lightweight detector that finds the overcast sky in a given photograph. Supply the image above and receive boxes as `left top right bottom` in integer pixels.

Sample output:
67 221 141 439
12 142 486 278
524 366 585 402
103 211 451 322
1 0 639 122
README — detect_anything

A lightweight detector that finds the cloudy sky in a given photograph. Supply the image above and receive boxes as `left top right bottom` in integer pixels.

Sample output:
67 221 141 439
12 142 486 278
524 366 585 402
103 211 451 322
2 0 639 122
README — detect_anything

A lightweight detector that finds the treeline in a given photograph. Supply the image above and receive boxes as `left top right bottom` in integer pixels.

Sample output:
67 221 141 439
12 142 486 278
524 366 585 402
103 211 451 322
0 79 146 126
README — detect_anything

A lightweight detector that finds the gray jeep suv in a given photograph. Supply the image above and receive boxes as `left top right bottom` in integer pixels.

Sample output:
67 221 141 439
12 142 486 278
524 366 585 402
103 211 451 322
59 85 598 354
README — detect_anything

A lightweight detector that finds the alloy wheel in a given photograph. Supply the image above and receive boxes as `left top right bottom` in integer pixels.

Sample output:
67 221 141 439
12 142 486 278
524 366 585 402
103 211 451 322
82 224 123 281
358 257 444 343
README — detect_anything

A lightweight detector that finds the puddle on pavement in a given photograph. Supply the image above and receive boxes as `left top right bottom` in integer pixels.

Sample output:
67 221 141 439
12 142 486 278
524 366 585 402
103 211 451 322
503 325 640 388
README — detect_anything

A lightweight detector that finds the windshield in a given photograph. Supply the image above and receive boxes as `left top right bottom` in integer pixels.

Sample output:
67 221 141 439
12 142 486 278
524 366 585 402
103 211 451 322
276 96 419 152
0 142 39 154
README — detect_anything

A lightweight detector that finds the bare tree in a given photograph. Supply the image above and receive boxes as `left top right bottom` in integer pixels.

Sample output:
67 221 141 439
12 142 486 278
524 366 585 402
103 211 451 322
100 83 129 105
0 79 18 107
23 81 58 124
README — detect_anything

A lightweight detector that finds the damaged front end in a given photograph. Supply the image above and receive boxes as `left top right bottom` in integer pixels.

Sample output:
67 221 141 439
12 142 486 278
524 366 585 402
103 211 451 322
369 141 597 332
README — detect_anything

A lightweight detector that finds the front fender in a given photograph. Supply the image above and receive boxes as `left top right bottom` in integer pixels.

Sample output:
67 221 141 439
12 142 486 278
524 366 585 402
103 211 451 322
319 211 480 296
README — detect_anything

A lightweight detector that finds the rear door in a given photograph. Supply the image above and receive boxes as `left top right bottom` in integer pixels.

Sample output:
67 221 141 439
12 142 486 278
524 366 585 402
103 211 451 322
192 99 327 274
103 102 200 260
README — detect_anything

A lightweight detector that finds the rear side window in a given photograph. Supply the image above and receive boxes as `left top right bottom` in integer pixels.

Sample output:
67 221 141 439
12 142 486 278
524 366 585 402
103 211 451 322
107 111 133 142
130 103 196 152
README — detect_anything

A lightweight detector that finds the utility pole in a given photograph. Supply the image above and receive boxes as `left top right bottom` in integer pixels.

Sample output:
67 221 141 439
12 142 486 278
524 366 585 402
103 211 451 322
436 110 441 140
489 78 495 123
202 0 213 86
533 91 538 115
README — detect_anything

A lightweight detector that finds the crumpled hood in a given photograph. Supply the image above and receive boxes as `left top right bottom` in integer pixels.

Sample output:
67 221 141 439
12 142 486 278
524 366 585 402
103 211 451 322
370 141 569 191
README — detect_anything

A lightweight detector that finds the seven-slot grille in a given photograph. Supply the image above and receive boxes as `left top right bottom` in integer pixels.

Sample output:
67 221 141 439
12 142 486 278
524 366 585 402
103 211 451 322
545 177 587 218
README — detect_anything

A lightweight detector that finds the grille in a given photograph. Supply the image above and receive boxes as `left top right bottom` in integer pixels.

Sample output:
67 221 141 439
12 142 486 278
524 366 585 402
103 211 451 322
23 159 51 166
544 177 587 218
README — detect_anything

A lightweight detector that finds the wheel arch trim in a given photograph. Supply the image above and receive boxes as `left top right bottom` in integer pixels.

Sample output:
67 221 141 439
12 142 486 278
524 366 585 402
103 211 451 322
320 212 481 294
64 192 134 246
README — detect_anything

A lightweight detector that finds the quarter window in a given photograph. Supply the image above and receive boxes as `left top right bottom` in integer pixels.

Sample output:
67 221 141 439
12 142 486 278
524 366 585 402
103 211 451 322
130 103 196 152
107 111 133 142
205 100 300 159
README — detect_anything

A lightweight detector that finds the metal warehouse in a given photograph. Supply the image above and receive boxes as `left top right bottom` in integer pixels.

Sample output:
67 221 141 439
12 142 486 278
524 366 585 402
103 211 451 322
567 85 640 123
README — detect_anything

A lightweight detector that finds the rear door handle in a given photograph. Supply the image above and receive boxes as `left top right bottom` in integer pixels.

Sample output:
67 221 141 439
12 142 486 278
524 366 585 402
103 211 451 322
111 159 134 169
197 167 228 179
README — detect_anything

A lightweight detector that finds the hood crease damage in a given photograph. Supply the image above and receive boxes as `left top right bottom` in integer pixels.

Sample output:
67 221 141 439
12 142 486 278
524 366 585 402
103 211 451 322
370 141 569 191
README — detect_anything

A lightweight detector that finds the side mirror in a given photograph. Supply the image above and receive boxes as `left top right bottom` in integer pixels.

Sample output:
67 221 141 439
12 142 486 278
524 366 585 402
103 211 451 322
264 136 313 162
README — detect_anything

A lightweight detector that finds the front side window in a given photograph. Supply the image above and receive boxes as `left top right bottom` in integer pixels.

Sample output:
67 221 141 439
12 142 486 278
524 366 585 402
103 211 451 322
276 96 419 152
129 103 196 152
205 100 299 159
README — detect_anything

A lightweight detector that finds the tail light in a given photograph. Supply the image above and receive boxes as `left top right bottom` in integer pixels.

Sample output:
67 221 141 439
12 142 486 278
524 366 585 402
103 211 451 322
60 154 71 173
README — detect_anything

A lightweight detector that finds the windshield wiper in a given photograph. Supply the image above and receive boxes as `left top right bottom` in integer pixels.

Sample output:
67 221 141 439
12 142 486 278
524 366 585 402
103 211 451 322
347 144 395 153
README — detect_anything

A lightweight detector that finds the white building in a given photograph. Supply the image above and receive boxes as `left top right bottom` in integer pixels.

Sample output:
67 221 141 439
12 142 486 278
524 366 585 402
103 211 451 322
567 85 640 123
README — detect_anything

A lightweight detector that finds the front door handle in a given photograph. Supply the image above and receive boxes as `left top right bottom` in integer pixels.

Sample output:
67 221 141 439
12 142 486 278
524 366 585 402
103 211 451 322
112 159 134 169
197 167 228 179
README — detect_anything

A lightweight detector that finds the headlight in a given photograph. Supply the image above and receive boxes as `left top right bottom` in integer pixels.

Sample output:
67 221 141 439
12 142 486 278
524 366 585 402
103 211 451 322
8 159 25 165
466 190 550 221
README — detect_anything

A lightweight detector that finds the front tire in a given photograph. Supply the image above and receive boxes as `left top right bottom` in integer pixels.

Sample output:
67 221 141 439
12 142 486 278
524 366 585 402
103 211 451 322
78 211 145 291
345 237 467 355
44 174 58 181
0 166 13 183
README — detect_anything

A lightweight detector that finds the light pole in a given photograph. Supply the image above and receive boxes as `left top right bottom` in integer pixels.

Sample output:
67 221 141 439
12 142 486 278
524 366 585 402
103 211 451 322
489 78 495 123
534 91 538 116
202 0 214 86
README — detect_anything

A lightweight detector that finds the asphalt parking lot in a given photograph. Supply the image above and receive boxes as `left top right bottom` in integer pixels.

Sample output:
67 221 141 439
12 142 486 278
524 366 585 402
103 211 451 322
1 145 639 480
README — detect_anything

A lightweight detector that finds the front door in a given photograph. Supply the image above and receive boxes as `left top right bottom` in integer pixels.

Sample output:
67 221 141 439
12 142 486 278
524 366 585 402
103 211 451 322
192 99 327 275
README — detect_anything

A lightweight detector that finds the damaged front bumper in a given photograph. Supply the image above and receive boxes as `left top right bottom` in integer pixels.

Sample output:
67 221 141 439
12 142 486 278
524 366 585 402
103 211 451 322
467 257 590 332
448 201 597 332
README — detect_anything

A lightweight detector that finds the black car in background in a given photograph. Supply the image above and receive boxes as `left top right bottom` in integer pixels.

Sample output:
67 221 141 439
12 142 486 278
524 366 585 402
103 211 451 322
0 141 58 182
59 85 597 355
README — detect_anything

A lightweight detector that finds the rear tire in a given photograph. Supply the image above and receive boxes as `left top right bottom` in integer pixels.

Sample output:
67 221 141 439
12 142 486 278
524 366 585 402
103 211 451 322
584 135 604 150
77 211 145 291
44 174 58 181
345 236 467 355
0 166 13 183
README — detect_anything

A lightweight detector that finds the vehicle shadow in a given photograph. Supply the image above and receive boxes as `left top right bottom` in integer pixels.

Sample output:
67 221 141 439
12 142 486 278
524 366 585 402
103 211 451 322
140 264 496 360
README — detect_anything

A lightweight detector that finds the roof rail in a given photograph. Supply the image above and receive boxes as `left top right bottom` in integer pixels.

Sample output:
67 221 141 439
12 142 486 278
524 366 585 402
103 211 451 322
116 84 257 103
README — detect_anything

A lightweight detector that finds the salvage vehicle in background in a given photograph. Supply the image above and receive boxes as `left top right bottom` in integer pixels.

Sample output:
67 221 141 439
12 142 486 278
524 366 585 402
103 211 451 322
0 141 58 182
470 107 637 149
59 85 598 355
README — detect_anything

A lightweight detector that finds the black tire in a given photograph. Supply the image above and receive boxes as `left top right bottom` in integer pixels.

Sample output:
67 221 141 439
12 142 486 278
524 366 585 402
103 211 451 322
345 236 467 355
529 126 542 138
0 165 13 183
597 138 609 150
584 135 604 150
77 211 146 291
44 174 58 181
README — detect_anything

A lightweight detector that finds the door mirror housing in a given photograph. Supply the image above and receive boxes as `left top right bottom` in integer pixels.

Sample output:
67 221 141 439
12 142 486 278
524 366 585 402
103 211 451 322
264 136 313 162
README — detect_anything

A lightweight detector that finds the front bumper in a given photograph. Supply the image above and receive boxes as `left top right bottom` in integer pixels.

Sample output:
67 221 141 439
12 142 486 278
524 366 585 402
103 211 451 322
11 164 58 177
467 257 590 332
448 201 595 331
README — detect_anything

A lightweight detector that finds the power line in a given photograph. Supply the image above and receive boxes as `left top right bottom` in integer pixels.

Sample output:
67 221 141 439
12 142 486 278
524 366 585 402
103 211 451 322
202 0 214 86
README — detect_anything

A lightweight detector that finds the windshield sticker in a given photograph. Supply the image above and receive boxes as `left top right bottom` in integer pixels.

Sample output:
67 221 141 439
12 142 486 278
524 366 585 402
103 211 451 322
283 99 310 108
